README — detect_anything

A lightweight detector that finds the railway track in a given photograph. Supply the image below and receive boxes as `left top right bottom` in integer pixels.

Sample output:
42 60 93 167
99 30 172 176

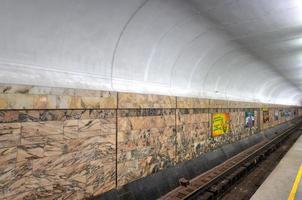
159 121 302 200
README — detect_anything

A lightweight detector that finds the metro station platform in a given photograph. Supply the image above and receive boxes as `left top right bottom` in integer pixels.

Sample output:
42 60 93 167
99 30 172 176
251 135 302 200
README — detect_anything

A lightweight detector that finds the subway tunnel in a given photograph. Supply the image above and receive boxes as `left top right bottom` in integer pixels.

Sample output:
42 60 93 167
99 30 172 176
0 0 302 200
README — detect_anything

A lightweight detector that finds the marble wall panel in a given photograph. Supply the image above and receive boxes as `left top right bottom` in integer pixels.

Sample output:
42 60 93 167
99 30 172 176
209 99 229 108
177 97 209 108
229 111 245 141
117 109 176 187
176 109 209 162
228 100 237 108
0 109 116 200
118 93 176 109
0 146 17 198
0 110 115 123
0 84 117 109
0 123 21 149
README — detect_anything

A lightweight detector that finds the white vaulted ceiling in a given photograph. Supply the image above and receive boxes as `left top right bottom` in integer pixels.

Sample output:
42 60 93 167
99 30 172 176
0 0 301 105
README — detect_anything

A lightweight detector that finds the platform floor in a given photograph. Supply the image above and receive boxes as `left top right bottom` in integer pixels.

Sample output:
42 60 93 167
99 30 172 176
250 135 302 200
297 175 302 200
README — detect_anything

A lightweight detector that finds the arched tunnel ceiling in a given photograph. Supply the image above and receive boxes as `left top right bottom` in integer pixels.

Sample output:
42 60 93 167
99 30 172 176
0 0 301 105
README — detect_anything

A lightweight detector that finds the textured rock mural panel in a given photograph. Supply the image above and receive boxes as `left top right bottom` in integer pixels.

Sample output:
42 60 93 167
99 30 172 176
0 110 116 200
117 109 176 187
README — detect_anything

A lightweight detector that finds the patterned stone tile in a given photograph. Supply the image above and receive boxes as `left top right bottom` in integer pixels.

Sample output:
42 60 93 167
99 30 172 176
86 158 116 197
99 91 117 109
0 84 117 110
118 109 174 118
229 111 245 141
228 100 241 108
117 109 176 187
0 147 17 192
33 95 57 109
118 114 175 132
21 121 63 137
118 93 176 108
209 99 229 108
17 144 44 162
63 120 79 139
205 133 233 152
31 86 75 96
62 110 90 121
78 119 102 138
0 110 66 123
0 123 20 149
177 97 209 108
43 135 65 157
0 107 117 199
2 160 34 199
14 135 116 199
20 136 47 146
0 111 20 123
75 89 101 97
0 84 33 94
0 94 34 109
81 97 101 109
176 109 209 162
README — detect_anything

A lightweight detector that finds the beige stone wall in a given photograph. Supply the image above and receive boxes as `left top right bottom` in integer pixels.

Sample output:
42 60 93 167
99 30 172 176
0 84 300 199
0 84 117 109
260 108 298 131
0 110 116 199
229 111 245 140
176 109 209 163
117 109 176 187
118 93 176 109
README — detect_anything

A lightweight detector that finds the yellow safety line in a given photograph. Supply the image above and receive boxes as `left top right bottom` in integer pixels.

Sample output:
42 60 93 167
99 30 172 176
288 164 302 200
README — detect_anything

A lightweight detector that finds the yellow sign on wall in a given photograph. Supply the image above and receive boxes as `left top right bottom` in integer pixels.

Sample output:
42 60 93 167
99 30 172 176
212 113 230 137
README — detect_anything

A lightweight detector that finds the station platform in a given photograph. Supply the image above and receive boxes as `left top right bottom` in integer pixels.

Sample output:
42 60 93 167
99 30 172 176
250 135 302 200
